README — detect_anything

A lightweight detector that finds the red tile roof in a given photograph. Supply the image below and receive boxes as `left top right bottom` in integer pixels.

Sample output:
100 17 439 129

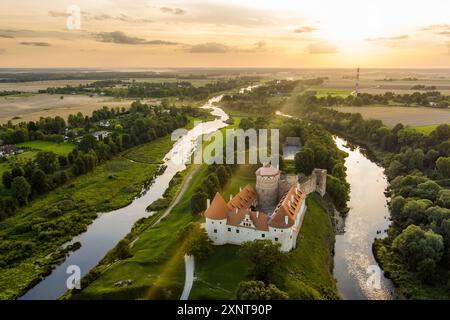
269 185 305 229
255 163 280 176
204 192 230 220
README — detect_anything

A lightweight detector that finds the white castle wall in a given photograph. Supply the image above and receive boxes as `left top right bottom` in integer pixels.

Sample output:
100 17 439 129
205 169 326 252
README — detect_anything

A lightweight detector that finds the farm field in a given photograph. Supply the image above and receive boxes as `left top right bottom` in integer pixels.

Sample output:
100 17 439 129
309 88 352 98
309 78 450 95
329 106 450 127
0 80 94 92
0 94 136 124
17 140 75 156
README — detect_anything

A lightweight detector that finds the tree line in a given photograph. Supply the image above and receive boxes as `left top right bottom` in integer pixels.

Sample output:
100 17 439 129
0 102 201 222
298 104 450 297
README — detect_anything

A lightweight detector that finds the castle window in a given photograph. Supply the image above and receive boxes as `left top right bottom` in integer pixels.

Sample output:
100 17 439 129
275 237 278 242
212 221 214 224
236 229 240 234
228 227 231 232
219 221 222 224
261 234 265 238
290 235 292 239
214 229 217 233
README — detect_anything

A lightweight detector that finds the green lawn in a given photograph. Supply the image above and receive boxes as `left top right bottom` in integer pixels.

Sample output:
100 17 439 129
123 136 173 164
17 140 75 156
309 88 352 98
414 124 442 135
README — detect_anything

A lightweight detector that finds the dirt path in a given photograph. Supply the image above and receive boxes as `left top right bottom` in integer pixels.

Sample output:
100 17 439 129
180 255 195 300
154 164 200 225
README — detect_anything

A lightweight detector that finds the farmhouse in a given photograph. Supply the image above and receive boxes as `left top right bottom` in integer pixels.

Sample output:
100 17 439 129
205 163 327 251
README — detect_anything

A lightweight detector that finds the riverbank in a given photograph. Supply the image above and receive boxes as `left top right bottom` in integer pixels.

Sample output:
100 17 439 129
0 114 210 300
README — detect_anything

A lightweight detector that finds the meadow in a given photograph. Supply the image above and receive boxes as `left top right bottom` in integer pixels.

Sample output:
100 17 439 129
329 106 450 127
17 140 75 156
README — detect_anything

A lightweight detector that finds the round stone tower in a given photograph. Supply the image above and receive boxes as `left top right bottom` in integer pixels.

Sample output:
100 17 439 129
255 163 280 211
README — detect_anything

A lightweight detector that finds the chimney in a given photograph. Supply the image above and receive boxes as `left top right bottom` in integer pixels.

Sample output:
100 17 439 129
239 186 242 192
285 216 289 225
236 208 238 214
256 211 259 218
207 198 210 208
230 194 233 201
291 195 294 202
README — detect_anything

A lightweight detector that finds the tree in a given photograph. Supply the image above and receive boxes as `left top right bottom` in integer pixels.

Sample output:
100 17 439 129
239 240 286 284
30 169 48 194
392 225 444 272
436 156 450 178
326 175 349 212
2 171 12 189
236 281 289 300
386 160 406 179
191 191 207 214
78 134 98 153
36 151 59 174
294 147 315 175
11 166 25 178
216 165 230 187
11 176 31 205
184 223 213 260
112 239 132 260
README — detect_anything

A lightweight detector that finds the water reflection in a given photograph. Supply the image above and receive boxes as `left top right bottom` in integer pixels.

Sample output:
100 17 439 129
333 136 395 300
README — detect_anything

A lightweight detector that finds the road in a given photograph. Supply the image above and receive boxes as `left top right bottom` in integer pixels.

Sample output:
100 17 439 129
154 164 200 225
180 255 195 300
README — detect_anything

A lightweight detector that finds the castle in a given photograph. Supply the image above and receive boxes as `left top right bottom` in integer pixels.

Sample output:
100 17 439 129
204 163 327 252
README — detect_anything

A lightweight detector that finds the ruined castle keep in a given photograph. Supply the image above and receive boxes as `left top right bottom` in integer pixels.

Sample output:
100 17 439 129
204 163 327 252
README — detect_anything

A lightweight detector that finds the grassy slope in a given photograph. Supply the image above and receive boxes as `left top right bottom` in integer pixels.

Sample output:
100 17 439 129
72 165 209 299
0 122 205 299
17 140 75 156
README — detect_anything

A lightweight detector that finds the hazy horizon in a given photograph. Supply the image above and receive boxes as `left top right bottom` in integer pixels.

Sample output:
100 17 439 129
0 0 449 68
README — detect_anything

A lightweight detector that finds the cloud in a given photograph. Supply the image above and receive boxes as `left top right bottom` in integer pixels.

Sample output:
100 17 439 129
19 42 51 47
0 34 14 39
305 42 337 54
365 35 409 41
420 24 450 31
49 11 70 18
294 26 318 33
0 49 5 54
189 42 231 53
436 31 450 36
161 7 185 15
50 11 152 23
87 13 152 23
96 31 178 45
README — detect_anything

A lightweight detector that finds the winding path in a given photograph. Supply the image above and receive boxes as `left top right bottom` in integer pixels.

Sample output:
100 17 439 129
180 255 195 300
154 164 200 226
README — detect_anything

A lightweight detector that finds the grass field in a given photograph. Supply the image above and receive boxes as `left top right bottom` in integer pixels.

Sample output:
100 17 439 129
413 124 448 135
17 140 75 156
309 88 352 98
329 106 450 127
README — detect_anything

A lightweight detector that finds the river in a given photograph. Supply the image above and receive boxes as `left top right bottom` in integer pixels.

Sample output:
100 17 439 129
333 136 395 300
19 94 229 300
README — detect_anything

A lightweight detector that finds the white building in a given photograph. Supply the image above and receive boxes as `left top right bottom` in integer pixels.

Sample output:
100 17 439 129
204 163 327 252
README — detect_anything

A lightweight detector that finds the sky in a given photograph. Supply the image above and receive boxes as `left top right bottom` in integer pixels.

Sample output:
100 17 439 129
0 0 449 68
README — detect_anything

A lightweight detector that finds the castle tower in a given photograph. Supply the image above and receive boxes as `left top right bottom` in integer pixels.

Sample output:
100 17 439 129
255 163 280 212
313 168 327 196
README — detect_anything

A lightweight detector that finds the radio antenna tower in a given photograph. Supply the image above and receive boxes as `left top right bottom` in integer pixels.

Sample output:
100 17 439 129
354 66 360 96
